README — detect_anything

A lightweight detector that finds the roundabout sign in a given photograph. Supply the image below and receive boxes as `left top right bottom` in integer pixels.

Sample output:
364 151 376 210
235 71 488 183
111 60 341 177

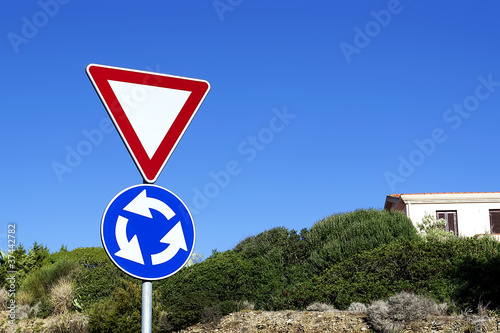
101 184 195 281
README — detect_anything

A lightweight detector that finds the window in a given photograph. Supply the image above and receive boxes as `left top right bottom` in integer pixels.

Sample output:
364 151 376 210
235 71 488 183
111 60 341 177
489 210 500 234
436 211 458 235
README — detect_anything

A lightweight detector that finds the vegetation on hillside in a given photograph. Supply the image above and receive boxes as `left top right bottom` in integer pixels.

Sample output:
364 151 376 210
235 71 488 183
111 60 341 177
1 209 500 332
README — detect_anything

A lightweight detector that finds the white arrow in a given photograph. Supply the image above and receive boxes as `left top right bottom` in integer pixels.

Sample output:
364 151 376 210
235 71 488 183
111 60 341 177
124 189 175 219
151 222 187 265
114 216 145 264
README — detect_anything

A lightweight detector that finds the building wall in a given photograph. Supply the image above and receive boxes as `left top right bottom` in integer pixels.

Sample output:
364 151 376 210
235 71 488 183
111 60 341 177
405 202 500 236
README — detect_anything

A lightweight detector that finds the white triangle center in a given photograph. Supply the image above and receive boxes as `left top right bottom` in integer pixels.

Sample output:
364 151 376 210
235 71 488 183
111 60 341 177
108 80 192 159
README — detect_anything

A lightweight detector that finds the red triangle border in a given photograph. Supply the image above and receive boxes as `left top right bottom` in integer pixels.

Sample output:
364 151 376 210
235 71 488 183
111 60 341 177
86 64 210 183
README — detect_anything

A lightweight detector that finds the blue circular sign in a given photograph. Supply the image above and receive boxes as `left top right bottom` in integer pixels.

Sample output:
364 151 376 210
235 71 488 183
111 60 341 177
101 184 195 280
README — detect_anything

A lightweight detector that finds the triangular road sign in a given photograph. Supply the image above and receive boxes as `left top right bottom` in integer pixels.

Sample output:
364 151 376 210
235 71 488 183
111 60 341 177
86 64 210 183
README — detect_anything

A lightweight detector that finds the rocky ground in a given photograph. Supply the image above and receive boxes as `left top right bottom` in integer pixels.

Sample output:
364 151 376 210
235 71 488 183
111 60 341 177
178 310 500 333
1 310 500 332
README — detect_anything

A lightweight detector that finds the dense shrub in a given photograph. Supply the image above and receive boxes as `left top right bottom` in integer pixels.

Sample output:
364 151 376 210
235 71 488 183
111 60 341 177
449 237 500 309
161 250 284 309
68 247 130 310
158 250 285 330
48 247 109 266
20 259 77 306
73 261 127 310
157 209 425 329
162 292 212 331
88 279 142 333
234 227 307 265
309 236 500 310
302 209 418 271
417 213 456 242
15 246 129 318
0 242 50 289
24 242 50 271
233 227 311 287
308 239 452 309
233 210 417 285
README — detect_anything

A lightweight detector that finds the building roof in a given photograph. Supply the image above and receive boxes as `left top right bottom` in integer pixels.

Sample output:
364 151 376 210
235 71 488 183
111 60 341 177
384 192 500 211
389 192 500 197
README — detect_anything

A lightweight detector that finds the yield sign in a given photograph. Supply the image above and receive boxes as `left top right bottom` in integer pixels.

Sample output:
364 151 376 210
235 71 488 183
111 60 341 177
86 64 210 183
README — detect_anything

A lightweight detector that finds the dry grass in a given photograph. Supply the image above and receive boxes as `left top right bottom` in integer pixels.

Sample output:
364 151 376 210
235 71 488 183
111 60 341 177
16 290 34 306
347 302 367 314
45 313 88 333
15 303 39 320
367 292 443 333
0 289 8 311
306 302 337 312
477 300 491 317
236 300 255 311
50 278 73 315
157 311 173 332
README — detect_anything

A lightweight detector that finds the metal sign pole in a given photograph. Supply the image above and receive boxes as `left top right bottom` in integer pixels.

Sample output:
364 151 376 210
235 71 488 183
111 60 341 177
142 281 152 333
142 176 153 333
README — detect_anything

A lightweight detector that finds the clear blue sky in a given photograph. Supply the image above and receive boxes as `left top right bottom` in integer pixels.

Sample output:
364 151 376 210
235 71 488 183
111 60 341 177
2 1 500 259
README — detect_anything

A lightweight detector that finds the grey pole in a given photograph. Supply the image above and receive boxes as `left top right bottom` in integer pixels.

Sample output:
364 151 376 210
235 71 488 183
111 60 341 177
142 281 153 333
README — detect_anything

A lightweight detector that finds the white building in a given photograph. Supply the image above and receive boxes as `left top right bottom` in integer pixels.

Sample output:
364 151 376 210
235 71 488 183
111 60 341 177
384 192 500 237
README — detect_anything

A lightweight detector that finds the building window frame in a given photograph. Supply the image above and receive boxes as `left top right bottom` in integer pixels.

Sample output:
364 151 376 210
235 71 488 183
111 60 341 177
436 210 458 235
489 209 500 234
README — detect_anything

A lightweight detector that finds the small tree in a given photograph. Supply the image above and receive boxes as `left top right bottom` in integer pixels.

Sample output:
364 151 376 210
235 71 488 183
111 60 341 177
416 213 455 242
185 252 204 267
25 242 50 271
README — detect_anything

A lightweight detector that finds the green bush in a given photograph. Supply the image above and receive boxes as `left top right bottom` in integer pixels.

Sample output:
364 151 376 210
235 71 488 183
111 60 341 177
233 227 310 286
88 278 165 333
59 247 132 310
0 242 49 289
308 236 500 311
37 297 53 318
302 209 418 271
48 247 110 266
233 227 307 265
16 246 129 318
158 250 285 330
448 237 500 309
164 292 212 330
417 213 456 242
157 209 422 329
88 279 142 333
74 260 127 310
25 242 51 270
20 259 77 306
